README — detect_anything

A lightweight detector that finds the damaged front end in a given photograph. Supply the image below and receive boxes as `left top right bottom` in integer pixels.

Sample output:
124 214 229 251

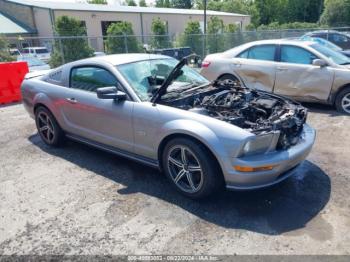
160 80 307 151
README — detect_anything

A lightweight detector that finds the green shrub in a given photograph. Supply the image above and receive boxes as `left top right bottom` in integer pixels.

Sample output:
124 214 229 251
0 36 14 62
49 16 94 67
150 18 170 49
105 21 140 54
207 16 224 53
179 21 203 56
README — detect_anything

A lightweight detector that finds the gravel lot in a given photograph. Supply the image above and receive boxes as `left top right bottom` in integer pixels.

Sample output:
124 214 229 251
0 103 349 255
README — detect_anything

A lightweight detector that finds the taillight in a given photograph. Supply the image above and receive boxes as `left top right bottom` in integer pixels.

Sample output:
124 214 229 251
201 61 211 68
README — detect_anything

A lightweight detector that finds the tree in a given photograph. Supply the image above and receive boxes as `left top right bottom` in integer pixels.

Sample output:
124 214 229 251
320 0 350 26
224 23 239 33
224 23 245 51
50 16 94 67
253 0 284 25
88 0 107 4
155 0 171 8
171 0 193 9
105 22 140 53
0 36 14 62
139 0 147 7
207 16 224 53
150 18 169 49
253 0 324 26
195 0 324 28
195 0 260 28
125 0 137 6
207 16 223 34
179 20 203 56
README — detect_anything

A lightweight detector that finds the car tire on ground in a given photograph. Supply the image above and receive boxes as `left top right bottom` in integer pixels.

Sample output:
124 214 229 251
335 87 350 114
162 138 224 199
35 106 65 147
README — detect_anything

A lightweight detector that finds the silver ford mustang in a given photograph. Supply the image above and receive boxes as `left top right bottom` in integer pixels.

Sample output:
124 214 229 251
21 54 316 198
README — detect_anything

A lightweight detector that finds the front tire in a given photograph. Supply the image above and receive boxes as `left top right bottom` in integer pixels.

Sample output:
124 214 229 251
35 106 65 147
162 138 224 199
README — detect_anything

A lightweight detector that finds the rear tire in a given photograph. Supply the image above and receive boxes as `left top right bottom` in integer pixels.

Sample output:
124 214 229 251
162 138 224 199
35 106 65 147
335 87 350 114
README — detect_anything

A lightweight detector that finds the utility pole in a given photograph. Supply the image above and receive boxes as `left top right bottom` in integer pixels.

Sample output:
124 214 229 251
203 0 207 57
204 0 207 35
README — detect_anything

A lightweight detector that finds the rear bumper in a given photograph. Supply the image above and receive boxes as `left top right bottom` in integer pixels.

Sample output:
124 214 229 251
222 124 316 189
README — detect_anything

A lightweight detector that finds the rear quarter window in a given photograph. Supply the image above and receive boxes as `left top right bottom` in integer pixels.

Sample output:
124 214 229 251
44 69 63 86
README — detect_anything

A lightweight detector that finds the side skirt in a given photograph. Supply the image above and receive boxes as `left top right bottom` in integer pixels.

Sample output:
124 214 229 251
65 133 160 169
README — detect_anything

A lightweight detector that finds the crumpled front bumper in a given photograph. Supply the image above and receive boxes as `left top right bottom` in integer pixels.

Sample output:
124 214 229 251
221 124 316 190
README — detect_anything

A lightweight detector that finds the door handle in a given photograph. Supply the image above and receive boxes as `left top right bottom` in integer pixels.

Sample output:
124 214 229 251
277 67 288 71
66 98 77 104
233 62 242 67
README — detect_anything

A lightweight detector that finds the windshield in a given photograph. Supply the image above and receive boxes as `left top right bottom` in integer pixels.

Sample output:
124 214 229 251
301 36 342 51
311 43 350 65
18 57 46 66
117 58 209 101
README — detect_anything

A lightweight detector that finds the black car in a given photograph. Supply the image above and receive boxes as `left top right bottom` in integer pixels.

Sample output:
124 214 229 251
303 30 350 50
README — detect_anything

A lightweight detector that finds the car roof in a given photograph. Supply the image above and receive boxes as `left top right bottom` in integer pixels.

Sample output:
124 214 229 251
222 39 316 57
23 46 48 49
306 30 344 35
79 53 173 66
242 39 316 47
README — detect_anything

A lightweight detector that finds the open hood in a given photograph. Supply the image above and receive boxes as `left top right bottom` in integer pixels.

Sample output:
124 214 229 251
150 55 196 103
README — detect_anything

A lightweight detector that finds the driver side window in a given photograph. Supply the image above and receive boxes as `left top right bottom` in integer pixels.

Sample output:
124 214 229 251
280 46 317 65
70 66 117 92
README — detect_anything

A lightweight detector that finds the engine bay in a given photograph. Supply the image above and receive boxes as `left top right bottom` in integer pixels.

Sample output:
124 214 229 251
160 80 307 150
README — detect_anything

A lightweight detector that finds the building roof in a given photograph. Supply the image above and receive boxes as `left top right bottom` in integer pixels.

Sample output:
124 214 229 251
5 0 249 17
0 11 35 34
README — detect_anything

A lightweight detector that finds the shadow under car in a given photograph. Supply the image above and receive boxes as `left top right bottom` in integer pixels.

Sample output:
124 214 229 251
28 134 331 235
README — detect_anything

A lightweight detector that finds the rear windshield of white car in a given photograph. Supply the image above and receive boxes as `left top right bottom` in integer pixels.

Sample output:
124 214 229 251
117 58 209 101
311 43 350 65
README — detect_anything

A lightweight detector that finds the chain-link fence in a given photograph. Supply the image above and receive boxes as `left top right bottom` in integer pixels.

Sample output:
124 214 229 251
4 27 350 68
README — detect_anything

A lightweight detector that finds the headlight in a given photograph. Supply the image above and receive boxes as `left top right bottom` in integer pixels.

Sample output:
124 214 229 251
240 132 280 157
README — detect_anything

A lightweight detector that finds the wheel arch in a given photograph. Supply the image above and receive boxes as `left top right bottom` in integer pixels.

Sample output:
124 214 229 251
32 93 65 128
217 72 246 86
32 93 55 114
157 133 224 178
330 83 350 104
34 102 50 114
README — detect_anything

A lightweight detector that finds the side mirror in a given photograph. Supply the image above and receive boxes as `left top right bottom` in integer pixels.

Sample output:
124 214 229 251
96 86 127 101
312 59 327 67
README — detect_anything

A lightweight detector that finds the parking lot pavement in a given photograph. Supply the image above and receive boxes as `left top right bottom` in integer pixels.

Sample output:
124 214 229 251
0 103 349 255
